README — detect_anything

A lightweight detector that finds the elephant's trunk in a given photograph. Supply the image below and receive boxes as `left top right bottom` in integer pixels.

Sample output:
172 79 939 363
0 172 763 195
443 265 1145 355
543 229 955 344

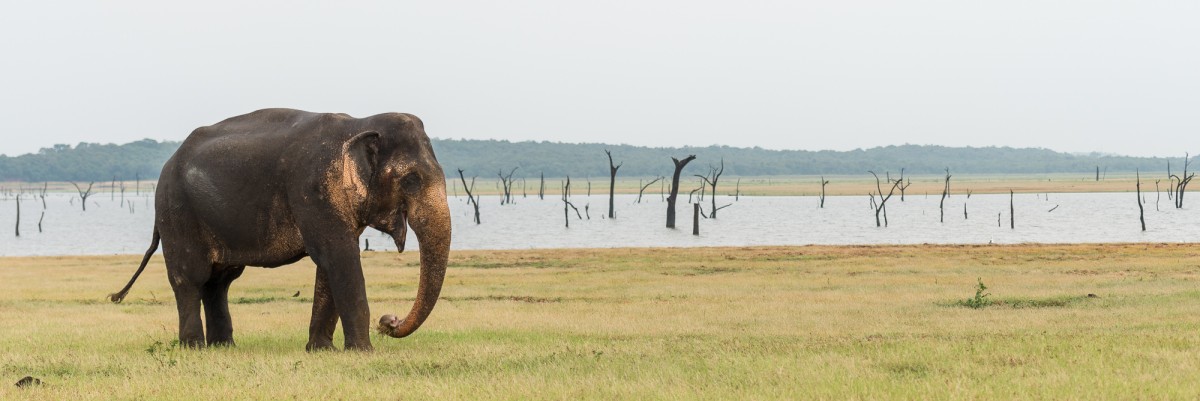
377 184 451 338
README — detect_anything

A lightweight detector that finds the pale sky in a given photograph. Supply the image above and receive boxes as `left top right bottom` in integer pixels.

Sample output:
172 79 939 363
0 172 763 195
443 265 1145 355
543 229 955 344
1 1 1197 157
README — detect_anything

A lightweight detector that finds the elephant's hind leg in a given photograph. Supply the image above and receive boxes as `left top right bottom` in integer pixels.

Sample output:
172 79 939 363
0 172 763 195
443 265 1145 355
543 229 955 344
165 253 212 348
203 265 246 347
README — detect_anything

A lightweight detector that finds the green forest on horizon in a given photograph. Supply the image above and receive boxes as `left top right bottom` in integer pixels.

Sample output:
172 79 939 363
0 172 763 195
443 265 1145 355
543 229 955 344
0 138 1191 182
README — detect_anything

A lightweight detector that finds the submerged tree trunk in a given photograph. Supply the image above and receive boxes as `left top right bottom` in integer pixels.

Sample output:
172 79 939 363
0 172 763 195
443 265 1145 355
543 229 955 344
1155 180 1161 211
637 177 662 204
457 169 481 224
605 150 622 219
14 194 20 237
71 181 95 212
869 171 904 227
1137 170 1146 231
666 155 697 228
1171 153 1194 209
1010 190 1015 229
695 159 724 218
939 168 951 223
561 177 582 228
693 203 700 235
819 177 830 208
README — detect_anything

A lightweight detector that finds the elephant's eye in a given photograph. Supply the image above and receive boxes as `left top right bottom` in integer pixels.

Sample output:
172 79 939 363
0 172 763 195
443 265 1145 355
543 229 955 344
400 172 422 194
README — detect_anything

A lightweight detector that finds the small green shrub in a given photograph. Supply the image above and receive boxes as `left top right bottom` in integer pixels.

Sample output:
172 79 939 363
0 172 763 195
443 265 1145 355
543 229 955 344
145 340 180 368
963 278 991 309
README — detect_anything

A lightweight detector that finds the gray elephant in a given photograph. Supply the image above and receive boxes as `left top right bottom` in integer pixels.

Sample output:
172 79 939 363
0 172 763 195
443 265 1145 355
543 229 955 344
111 108 451 351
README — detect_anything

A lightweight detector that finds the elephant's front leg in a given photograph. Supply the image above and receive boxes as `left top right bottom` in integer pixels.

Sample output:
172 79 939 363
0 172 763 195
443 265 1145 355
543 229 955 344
307 242 373 351
306 266 340 351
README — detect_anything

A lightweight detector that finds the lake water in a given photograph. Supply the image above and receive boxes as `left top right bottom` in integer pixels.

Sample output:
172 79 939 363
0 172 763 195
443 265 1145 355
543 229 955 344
0 191 1195 257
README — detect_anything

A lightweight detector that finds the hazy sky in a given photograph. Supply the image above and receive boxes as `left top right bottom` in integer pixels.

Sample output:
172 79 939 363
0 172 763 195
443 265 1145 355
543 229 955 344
1 1 1197 157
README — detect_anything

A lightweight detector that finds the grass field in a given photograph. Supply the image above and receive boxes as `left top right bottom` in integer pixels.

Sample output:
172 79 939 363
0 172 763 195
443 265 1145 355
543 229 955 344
3 244 1200 399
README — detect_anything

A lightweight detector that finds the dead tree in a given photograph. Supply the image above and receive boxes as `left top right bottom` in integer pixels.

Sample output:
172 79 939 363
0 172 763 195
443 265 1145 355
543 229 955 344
666 155 697 229
735 178 740 201
963 203 968 219
1096 166 1100 181
38 211 44 233
605 149 622 219
1137 170 1146 231
39 182 47 209
1009 190 1015 229
868 171 903 227
14 194 20 237
694 159 727 218
1170 153 1194 209
135 172 140 195
1167 161 1175 201
636 177 662 204
819 176 830 208
693 203 700 235
1155 179 1161 211
898 178 911 201
522 178 527 198
111 175 116 201
939 168 951 223
561 177 582 227
457 169 481 224
539 172 545 200
497 167 518 205
70 181 95 211
688 182 703 204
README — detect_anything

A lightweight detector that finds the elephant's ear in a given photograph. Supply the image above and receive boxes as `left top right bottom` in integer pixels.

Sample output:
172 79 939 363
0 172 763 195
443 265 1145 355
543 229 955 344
338 131 381 205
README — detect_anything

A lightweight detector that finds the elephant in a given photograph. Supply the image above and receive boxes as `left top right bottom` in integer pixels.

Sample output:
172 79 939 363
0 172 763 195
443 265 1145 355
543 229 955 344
109 108 451 351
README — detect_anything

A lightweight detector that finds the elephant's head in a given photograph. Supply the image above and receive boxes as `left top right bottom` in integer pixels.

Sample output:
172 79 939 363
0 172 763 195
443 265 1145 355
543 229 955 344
338 113 451 339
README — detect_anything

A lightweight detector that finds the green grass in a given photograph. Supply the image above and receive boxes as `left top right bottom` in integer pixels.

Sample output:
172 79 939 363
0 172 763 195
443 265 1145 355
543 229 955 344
3 244 1200 399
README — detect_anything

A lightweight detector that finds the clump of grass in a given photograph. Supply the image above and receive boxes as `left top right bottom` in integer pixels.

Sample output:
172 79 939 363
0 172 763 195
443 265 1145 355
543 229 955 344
990 295 1088 308
231 296 283 304
950 278 1090 309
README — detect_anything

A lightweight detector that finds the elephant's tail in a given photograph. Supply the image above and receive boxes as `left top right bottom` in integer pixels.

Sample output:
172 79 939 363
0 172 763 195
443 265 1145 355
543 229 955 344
109 228 160 304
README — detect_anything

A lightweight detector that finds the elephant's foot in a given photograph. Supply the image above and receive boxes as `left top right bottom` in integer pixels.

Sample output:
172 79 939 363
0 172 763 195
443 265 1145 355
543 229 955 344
207 338 236 347
179 337 207 349
343 342 374 352
305 341 336 352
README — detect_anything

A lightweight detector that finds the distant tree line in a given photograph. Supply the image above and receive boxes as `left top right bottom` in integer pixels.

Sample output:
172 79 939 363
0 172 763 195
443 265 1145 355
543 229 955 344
0 139 177 182
0 138 1186 182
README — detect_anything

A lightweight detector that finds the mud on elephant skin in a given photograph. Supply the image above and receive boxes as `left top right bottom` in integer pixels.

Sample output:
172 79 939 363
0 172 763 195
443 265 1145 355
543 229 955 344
109 108 452 351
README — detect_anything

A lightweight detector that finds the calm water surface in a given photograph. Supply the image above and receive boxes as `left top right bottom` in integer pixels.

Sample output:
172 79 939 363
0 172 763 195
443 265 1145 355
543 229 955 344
0 191 1196 257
